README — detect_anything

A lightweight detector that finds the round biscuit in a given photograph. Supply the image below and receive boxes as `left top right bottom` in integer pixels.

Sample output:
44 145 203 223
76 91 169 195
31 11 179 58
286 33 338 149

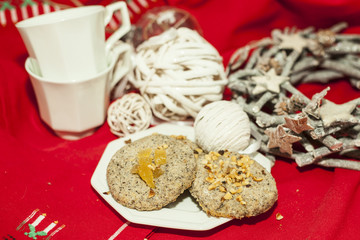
106 134 197 210
190 151 278 219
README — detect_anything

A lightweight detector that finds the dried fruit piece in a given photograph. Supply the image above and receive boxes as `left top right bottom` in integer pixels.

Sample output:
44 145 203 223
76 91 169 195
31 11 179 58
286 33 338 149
138 148 153 162
153 167 164 178
137 148 155 188
132 147 168 188
131 164 139 174
139 165 155 188
154 149 166 165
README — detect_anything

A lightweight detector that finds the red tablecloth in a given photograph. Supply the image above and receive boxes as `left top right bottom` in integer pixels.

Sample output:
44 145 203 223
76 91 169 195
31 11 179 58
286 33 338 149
1 0 360 239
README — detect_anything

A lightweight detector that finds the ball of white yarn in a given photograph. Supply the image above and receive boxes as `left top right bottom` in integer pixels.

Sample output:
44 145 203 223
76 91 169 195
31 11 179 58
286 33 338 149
130 27 228 121
194 100 251 152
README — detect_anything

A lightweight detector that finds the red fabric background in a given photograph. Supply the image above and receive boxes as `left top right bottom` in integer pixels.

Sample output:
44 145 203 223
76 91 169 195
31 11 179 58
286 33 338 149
1 0 360 239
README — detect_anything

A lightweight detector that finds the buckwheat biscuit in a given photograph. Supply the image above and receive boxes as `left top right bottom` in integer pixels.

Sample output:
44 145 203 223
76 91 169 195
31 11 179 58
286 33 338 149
190 151 278 219
106 134 197 211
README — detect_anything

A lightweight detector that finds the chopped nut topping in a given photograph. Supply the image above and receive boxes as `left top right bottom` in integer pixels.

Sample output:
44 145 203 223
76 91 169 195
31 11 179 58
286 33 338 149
171 135 187 140
195 148 203 154
219 186 227 192
205 176 215 183
202 151 262 205
223 151 231 158
242 179 250 186
235 195 246 205
219 160 224 167
252 175 264 182
223 192 232 200
276 213 284 220
208 180 221 190
204 163 212 170
234 182 242 187
208 183 217 190
236 187 243 193
148 188 155 198
229 188 237 194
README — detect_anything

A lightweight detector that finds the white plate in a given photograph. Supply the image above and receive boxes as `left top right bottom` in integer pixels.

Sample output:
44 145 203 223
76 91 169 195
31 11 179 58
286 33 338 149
91 123 272 231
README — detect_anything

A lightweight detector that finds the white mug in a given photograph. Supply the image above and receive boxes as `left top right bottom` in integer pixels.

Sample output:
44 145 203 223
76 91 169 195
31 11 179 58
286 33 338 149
17 2 130 82
25 42 132 140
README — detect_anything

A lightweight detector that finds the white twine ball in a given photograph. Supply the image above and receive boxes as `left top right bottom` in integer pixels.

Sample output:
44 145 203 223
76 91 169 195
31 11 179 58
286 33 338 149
194 100 251 152
107 93 152 137
130 27 228 121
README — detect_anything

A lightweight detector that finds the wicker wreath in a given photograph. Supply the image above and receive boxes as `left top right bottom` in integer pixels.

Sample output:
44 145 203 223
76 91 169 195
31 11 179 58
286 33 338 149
227 22 360 170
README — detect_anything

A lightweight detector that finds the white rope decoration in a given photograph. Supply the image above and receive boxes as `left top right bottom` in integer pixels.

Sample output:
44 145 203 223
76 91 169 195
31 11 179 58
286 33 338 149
107 93 152 137
130 27 228 121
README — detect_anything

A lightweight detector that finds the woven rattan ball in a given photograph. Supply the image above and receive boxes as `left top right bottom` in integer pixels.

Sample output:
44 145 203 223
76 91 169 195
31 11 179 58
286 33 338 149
107 93 152 137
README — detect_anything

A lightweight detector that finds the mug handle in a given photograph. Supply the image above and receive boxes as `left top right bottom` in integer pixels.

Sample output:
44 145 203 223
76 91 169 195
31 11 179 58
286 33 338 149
104 1 131 54
110 42 133 89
